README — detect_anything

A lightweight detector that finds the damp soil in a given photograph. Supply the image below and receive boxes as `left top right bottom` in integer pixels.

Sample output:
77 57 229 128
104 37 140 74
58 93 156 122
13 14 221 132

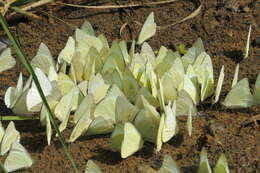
0 0 259 173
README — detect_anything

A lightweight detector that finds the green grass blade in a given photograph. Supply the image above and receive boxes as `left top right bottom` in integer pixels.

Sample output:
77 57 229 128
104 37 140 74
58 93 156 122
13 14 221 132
0 116 39 121
0 161 7 173
0 14 79 173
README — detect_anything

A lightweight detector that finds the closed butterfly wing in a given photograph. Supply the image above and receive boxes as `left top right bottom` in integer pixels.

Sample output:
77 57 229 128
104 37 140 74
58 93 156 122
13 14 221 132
154 46 168 69
103 69 122 89
158 78 165 112
213 154 229 173
31 43 55 74
155 50 180 78
70 51 85 82
12 89 33 116
71 87 84 112
134 98 160 142
73 94 95 124
4 87 17 109
182 38 205 70
94 85 125 122
81 20 95 36
162 102 178 143
57 87 79 133
0 121 5 143
94 96 117 123
83 47 100 80
4 73 31 115
141 42 156 63
4 72 23 109
193 52 213 85
222 78 253 109
58 37 75 64
168 57 185 90
158 155 181 173
109 41 126 75
197 148 212 173
40 100 58 145
57 72 76 96
109 123 124 152
187 107 192 136
213 66 224 104
231 64 239 88
243 25 251 59
84 160 103 173
115 96 139 123
0 121 20 156
48 66 58 82
98 34 110 62
200 66 214 102
69 64 77 83
122 68 140 102
135 87 159 109
119 40 131 65
54 88 74 124
75 29 103 54
69 113 93 142
4 142 33 173
183 75 199 105
78 80 88 96
137 12 156 45
26 68 53 112
0 48 16 73
156 113 164 152
87 116 114 135
88 74 110 103
121 122 143 158
176 90 197 116
109 122 143 158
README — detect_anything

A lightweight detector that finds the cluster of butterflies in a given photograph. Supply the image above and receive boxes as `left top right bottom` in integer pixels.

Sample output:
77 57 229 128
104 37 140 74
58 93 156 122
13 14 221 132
85 147 229 173
0 121 33 172
0 11 259 171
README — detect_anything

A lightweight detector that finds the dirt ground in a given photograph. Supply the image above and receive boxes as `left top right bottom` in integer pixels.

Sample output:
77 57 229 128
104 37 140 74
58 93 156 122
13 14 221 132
0 0 259 172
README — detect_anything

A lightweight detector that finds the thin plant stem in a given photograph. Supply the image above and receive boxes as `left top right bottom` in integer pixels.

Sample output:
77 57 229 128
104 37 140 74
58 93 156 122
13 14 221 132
0 14 79 173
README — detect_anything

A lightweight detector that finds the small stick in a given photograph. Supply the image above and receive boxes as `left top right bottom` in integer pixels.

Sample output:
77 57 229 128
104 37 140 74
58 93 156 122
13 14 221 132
57 0 179 9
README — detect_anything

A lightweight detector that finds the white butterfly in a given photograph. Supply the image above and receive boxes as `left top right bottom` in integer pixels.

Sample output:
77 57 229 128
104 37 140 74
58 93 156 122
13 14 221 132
158 155 181 173
58 37 75 64
26 68 53 112
222 78 253 109
0 121 20 156
31 43 55 74
137 12 157 45
84 160 102 173
4 73 32 115
4 142 33 173
213 65 225 104
109 122 143 158
0 48 15 73
231 64 239 88
0 48 16 73
197 148 212 173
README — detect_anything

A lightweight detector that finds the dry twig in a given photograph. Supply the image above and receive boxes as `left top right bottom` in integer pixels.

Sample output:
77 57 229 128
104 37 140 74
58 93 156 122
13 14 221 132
58 0 179 9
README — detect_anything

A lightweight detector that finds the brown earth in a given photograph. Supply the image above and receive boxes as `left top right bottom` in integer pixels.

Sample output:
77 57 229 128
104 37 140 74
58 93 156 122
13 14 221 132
0 0 259 173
